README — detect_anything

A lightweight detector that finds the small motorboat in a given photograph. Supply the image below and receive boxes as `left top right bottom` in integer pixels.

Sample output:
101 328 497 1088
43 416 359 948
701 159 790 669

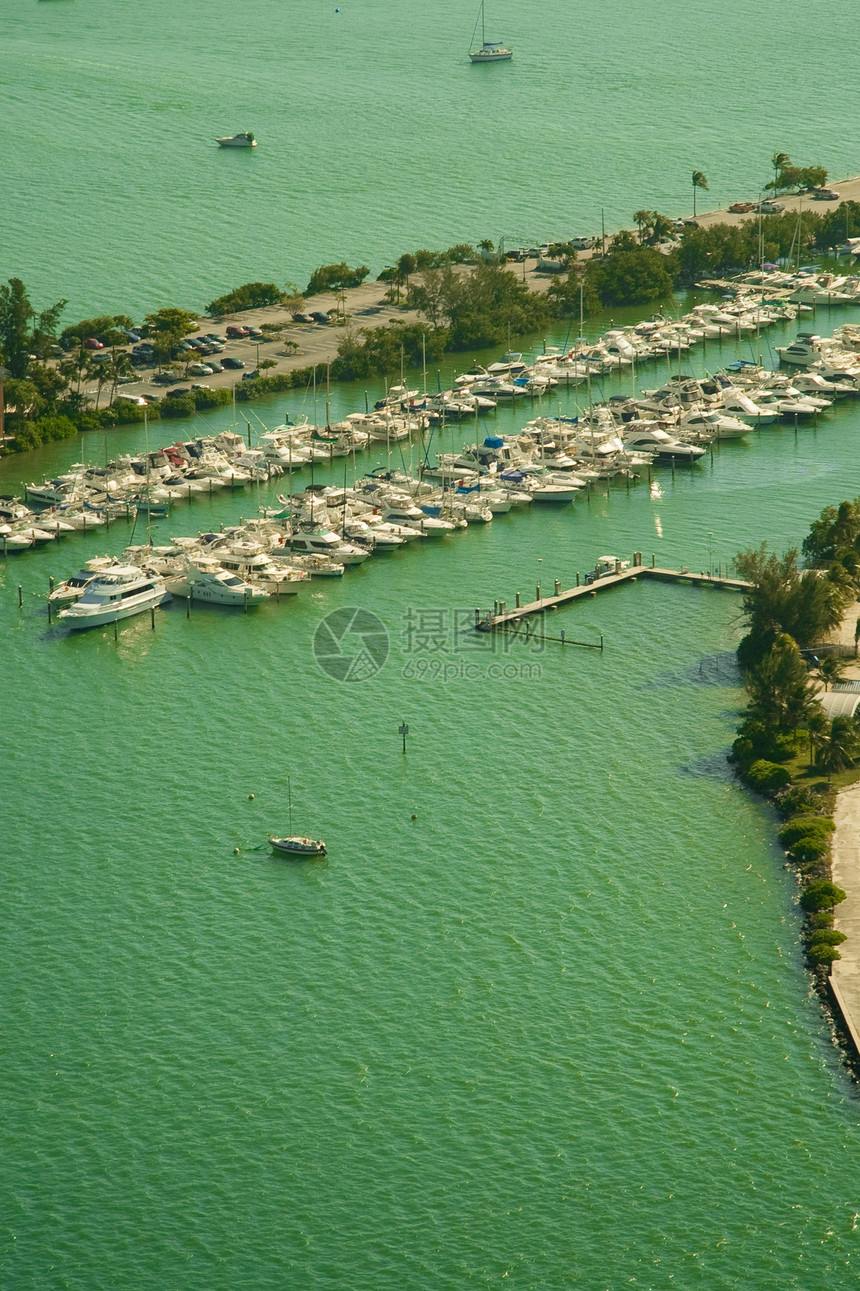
269 835 327 857
216 131 257 148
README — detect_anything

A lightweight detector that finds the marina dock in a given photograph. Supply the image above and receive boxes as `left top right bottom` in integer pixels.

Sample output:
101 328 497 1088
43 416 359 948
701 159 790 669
478 552 750 632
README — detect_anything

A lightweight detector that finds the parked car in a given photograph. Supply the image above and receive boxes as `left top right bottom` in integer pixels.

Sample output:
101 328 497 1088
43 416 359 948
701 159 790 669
292 312 316 324
166 387 190 397
204 341 224 353
152 370 178 384
204 359 225 373
311 311 332 324
245 325 264 337
120 328 141 342
84 337 104 349
221 356 245 369
728 201 756 214
187 361 215 376
758 201 784 214
811 188 840 201
571 236 596 250
114 395 148 407
225 324 249 337
205 333 226 343
242 370 260 380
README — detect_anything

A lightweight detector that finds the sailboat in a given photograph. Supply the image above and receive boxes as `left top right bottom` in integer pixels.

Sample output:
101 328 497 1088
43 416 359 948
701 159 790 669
469 2 512 62
269 779 327 856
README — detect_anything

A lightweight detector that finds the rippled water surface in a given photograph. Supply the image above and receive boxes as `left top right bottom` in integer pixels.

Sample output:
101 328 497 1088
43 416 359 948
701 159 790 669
4 2 860 1287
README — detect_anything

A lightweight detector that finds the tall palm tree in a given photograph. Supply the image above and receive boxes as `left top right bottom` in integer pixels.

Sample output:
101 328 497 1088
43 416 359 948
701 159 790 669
817 715 860 782
691 171 708 218
633 210 653 242
771 151 791 192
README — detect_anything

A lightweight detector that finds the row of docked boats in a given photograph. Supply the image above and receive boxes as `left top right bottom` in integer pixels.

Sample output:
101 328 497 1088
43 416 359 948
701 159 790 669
48 350 851 631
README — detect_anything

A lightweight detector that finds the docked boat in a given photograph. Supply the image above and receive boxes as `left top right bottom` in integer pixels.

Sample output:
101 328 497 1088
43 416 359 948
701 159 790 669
58 565 171 629
469 2 512 61
164 556 270 606
216 131 257 148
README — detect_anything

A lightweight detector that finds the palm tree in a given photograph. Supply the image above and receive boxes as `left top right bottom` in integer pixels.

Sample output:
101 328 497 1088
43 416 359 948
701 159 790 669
771 152 791 192
691 171 708 218
816 715 860 782
104 350 134 404
814 655 846 692
633 210 653 242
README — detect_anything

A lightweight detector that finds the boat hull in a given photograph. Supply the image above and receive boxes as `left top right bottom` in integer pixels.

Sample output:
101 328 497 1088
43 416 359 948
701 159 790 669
269 836 327 856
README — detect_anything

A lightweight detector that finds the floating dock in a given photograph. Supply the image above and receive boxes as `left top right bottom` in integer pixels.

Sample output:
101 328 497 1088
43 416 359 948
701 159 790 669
478 552 750 633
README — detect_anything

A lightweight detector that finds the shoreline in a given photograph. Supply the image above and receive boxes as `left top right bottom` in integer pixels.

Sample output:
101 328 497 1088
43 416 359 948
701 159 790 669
84 176 860 409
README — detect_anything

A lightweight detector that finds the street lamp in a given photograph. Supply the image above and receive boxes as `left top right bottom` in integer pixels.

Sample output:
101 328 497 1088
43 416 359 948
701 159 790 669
0 365 9 445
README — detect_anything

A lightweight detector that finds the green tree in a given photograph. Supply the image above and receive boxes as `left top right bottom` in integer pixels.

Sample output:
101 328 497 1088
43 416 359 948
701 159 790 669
735 544 847 665
306 263 369 295
691 171 708 217
143 307 198 366
587 245 675 306
743 633 823 735
0 278 66 378
816 714 860 781
771 152 791 190
633 210 653 241
814 655 847 691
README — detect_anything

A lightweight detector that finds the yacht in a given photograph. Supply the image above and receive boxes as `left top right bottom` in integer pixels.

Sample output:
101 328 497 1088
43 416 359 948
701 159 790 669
164 557 269 606
58 565 171 629
283 527 370 564
216 131 257 148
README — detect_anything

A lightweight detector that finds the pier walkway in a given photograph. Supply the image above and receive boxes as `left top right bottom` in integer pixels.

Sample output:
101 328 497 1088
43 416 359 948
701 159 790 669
830 783 860 1057
477 553 750 632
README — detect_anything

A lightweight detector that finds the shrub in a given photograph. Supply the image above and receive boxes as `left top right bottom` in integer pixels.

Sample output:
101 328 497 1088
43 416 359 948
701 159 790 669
775 785 825 819
778 816 835 848
801 879 847 912
806 942 842 966
806 929 846 947
205 282 282 316
808 912 835 930
787 836 831 865
744 759 792 795
160 392 197 417
192 388 231 411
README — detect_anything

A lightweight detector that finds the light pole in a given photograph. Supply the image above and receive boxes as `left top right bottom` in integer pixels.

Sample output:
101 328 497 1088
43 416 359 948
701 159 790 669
0 365 9 445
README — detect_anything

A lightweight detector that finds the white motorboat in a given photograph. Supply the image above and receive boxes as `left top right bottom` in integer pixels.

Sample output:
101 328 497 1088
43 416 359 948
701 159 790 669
58 565 171 629
216 131 257 148
48 559 115 604
164 556 270 606
284 527 370 565
676 410 751 441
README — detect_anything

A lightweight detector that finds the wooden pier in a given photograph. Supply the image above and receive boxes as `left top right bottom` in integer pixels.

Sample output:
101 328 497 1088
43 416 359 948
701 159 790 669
477 553 750 634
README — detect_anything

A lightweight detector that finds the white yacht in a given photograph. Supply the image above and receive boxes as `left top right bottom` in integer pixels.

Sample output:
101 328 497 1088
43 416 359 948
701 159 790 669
164 557 270 606
58 565 171 629
284 527 370 564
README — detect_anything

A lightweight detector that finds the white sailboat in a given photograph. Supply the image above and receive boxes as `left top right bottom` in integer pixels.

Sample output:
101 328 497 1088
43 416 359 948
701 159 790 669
269 779 327 857
468 2 512 62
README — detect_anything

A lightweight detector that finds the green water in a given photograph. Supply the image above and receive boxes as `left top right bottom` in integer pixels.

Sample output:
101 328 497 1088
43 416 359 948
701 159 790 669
4 2 860 1285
